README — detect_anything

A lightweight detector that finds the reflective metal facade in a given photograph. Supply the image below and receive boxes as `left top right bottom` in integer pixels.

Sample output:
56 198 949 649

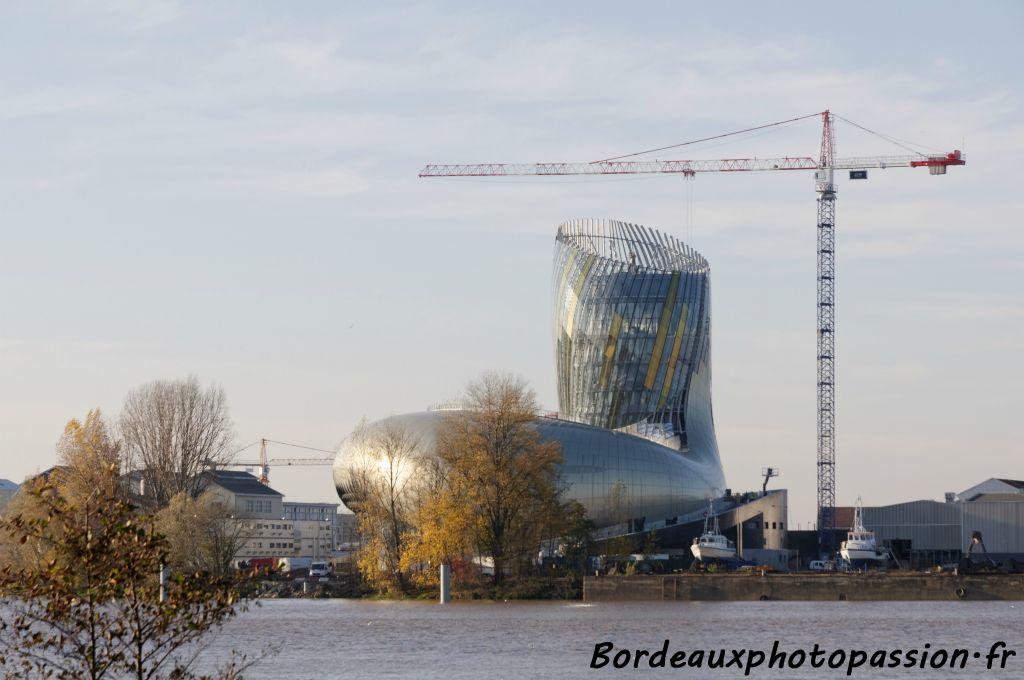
334 219 726 528
333 411 724 528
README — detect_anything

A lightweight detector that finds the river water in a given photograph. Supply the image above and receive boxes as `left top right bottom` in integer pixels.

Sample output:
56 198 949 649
197 599 1024 679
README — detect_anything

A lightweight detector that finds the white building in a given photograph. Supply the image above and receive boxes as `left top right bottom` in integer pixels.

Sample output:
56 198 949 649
197 471 355 563
284 502 343 560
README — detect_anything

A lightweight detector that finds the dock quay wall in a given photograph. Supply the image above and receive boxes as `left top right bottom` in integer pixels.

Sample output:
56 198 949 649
583 574 1024 602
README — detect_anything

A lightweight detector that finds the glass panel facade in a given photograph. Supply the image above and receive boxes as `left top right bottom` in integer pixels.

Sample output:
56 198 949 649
552 219 719 457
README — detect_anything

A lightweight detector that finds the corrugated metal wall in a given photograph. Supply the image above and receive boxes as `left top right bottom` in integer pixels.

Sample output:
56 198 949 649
861 500 1024 553
864 501 961 551
962 502 1024 552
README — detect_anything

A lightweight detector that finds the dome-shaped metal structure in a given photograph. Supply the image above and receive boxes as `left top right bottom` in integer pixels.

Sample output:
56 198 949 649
334 219 725 528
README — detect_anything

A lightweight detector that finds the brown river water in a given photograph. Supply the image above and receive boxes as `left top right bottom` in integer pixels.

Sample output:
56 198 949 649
195 599 1024 679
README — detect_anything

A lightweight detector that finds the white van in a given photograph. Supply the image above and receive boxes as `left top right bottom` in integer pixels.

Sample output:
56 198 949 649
309 562 330 578
808 560 835 572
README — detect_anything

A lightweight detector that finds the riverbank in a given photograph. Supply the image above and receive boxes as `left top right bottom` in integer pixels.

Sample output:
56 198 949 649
256 577 364 599
254 575 582 600
584 573 1024 601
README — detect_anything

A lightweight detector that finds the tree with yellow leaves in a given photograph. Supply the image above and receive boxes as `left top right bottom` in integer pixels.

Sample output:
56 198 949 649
437 372 563 587
399 461 474 589
55 408 124 503
0 409 124 573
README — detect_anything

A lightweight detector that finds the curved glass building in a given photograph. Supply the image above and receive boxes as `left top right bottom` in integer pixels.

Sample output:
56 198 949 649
552 219 719 458
334 219 725 528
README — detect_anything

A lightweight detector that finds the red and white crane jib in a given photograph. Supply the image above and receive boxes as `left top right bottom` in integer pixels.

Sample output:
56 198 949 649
419 151 965 178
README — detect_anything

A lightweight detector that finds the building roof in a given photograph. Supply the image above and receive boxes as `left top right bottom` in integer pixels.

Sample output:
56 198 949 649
202 470 283 497
282 501 339 509
958 478 1024 501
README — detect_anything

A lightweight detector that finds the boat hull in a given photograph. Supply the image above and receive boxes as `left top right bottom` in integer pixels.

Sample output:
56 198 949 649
841 547 887 568
691 544 737 562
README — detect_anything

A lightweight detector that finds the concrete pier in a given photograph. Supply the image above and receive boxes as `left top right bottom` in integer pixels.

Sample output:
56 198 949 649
584 574 1024 602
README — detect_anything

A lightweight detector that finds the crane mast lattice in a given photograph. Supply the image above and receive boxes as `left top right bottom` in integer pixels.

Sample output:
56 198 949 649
815 111 837 556
419 111 964 556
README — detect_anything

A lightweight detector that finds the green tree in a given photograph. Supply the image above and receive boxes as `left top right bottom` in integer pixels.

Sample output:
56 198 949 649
0 486 253 679
438 372 563 587
560 499 596 579
602 480 633 558
642 530 658 560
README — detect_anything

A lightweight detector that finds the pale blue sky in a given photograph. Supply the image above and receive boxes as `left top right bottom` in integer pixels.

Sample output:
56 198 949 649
1 1 1021 524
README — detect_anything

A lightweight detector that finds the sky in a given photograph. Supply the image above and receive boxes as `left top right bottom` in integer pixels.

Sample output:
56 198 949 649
1 1 1021 526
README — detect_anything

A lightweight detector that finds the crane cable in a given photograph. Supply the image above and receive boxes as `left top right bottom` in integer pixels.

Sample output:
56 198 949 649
830 113 932 157
595 111 824 163
261 439 336 454
230 439 336 456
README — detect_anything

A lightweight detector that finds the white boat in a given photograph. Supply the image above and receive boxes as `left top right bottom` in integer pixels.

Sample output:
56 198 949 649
691 502 737 563
840 498 888 569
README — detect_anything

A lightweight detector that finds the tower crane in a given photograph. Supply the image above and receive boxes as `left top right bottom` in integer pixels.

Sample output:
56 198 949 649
419 110 965 557
225 438 336 484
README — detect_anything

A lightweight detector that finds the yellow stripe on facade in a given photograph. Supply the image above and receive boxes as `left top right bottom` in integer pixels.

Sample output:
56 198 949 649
564 254 595 339
556 250 578 307
599 313 623 389
659 303 689 407
643 273 680 390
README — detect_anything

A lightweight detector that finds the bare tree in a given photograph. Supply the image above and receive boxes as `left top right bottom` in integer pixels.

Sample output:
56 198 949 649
120 377 234 509
345 419 424 594
156 492 251 578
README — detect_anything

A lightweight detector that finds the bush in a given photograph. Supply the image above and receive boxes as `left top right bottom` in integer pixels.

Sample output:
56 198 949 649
0 486 255 679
